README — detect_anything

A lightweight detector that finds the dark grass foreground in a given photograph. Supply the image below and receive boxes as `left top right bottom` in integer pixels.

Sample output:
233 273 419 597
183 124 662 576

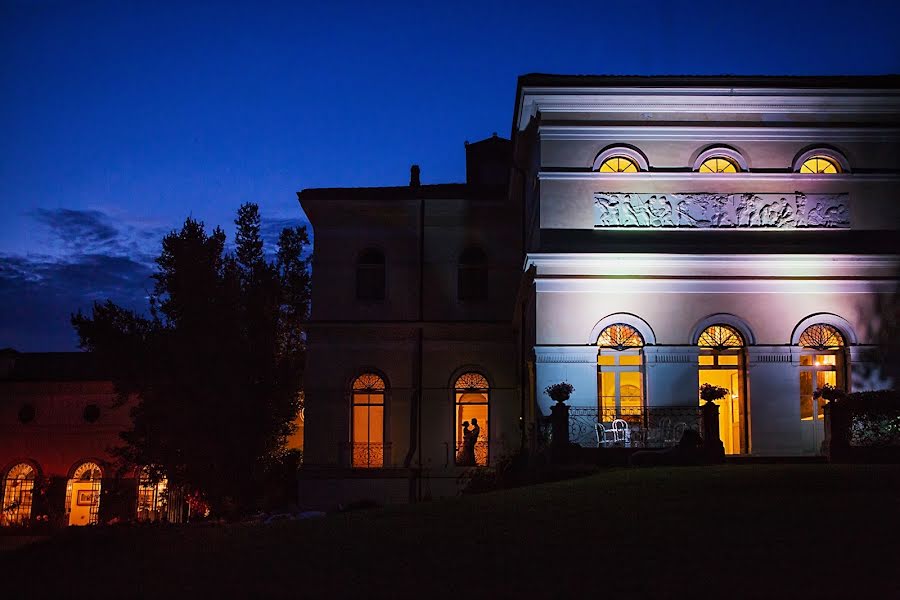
5 465 900 598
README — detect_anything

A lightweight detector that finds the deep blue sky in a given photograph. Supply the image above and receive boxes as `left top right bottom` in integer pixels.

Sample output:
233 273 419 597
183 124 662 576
2 0 900 351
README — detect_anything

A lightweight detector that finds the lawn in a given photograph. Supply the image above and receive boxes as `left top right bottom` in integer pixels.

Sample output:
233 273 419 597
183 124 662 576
5 465 900 598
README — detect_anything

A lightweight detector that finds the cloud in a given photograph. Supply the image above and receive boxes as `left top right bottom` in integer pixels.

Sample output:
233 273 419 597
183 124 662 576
0 209 158 351
0 208 313 351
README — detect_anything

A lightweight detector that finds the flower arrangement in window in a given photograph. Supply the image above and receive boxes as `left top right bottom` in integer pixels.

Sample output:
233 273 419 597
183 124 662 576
699 383 729 403
544 382 574 404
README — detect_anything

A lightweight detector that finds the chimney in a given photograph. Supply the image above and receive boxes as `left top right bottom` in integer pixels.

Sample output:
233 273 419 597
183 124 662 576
410 164 421 188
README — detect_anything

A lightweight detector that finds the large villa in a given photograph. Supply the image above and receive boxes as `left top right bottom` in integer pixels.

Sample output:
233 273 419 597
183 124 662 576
2 74 899 517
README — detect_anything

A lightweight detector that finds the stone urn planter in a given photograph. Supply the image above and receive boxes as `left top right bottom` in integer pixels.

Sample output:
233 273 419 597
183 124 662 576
544 382 575 404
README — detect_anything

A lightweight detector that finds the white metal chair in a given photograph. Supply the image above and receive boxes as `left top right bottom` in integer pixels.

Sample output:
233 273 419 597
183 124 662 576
612 419 631 447
595 422 613 447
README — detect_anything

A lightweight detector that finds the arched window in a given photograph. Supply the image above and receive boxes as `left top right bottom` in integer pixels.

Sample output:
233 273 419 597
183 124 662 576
598 156 639 173
698 325 746 454
799 155 841 174
137 468 168 522
351 373 386 468
356 248 385 302
798 324 846 454
65 461 102 526
454 372 489 466
1 463 36 527
597 324 644 421
458 247 488 302
698 157 739 173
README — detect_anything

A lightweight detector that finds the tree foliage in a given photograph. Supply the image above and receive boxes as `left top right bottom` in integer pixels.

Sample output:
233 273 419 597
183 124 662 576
72 203 311 515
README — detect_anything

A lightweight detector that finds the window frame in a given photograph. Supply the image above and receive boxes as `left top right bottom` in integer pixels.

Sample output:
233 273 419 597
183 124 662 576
355 248 386 303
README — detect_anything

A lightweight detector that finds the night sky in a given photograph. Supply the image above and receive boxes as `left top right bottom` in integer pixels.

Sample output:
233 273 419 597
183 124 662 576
2 0 899 351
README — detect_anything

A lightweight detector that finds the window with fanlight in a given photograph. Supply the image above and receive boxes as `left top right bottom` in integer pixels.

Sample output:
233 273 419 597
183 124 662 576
698 325 747 454
798 324 846 421
1 463 36 527
799 155 841 174
597 324 644 422
351 373 387 468
598 156 639 173
698 157 739 173
454 372 489 466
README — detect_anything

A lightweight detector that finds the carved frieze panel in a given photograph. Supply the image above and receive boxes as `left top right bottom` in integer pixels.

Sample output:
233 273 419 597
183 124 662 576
593 192 849 229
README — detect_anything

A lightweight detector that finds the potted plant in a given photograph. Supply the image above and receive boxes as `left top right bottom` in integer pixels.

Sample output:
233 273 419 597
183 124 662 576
699 383 728 404
544 382 575 404
813 383 845 404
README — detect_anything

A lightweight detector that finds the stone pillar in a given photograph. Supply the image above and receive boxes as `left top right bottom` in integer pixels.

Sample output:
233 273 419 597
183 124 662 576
746 346 802 456
550 401 570 460
701 401 725 460
533 346 598 416
823 401 850 462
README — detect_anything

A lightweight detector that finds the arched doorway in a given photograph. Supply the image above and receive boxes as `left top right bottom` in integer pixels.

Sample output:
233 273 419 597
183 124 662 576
1 463 36 526
596 324 645 423
454 372 489 466
698 325 747 454
797 323 847 454
66 462 102 526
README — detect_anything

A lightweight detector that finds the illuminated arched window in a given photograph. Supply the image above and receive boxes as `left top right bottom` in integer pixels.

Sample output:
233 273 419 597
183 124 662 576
598 156 639 173
698 325 746 455
698 325 743 349
1 463 36 527
351 373 386 468
454 372 489 466
799 156 841 174
798 324 846 439
597 324 644 421
698 157 739 173
65 461 102 526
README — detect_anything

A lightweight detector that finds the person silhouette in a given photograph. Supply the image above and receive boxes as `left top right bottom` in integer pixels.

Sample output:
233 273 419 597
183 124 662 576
464 418 480 465
458 421 473 465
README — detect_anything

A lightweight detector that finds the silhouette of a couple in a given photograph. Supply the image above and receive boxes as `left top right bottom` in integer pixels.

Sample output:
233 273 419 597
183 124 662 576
458 418 480 466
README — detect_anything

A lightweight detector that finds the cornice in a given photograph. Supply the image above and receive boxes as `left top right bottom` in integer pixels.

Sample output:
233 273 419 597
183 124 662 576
537 171 900 183
518 89 900 130
538 125 900 142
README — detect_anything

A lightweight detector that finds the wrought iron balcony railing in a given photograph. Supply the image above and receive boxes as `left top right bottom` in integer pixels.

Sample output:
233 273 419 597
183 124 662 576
340 442 391 468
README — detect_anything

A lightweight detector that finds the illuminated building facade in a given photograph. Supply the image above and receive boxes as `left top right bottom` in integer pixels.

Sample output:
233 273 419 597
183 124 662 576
299 75 899 507
0 351 178 526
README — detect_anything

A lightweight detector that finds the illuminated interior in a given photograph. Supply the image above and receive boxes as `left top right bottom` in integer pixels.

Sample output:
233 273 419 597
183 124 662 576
351 373 385 468
698 157 739 173
799 155 840 174
598 156 639 173
597 324 644 422
66 462 102 526
137 468 168 522
798 324 845 453
455 372 489 466
698 325 746 454
1 463 35 526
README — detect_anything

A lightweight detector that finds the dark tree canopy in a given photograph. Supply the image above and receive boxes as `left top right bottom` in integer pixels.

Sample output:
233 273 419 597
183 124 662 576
72 203 311 515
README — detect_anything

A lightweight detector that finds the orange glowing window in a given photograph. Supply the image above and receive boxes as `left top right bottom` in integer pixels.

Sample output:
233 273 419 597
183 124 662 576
598 156 639 173
798 324 845 350
351 373 386 468
698 325 744 349
455 372 489 466
597 324 644 350
1 463 36 527
698 157 739 173
800 156 840 174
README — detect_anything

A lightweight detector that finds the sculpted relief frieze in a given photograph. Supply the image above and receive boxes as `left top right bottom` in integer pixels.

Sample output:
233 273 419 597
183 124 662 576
593 192 849 229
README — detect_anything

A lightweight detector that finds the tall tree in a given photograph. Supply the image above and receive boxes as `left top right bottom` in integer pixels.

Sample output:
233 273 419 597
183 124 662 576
72 206 311 516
